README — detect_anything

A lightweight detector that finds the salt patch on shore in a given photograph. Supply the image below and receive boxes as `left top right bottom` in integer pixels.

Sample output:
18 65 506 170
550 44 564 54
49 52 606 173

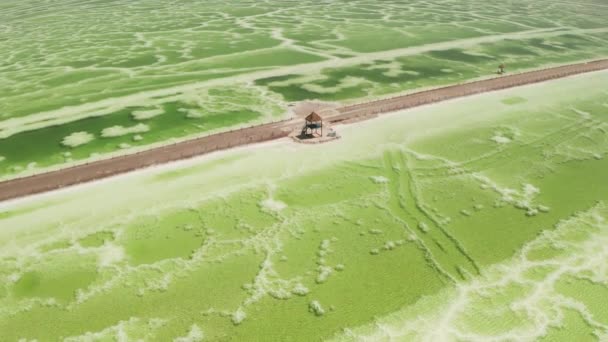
62 131 95 147
232 308 247 325
370 176 389 184
260 198 287 212
101 124 150 138
174 324 204 342
98 244 125 267
491 135 511 144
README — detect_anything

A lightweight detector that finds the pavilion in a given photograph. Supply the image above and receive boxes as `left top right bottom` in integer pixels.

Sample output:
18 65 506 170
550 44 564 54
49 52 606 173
302 112 323 137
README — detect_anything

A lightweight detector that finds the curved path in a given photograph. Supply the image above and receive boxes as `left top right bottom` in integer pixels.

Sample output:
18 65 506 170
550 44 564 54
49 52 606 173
1 59 607 202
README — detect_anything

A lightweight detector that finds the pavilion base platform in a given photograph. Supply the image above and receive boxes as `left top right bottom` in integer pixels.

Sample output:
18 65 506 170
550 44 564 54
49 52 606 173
289 124 341 145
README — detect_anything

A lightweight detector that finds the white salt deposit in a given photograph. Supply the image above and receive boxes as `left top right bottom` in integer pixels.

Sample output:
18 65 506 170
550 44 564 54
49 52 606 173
174 324 204 342
292 283 309 296
7 273 20 283
61 131 95 147
523 184 540 197
370 176 389 184
320 239 331 251
571 107 591 119
186 109 205 119
491 135 511 144
232 307 247 325
269 288 292 300
132 135 143 142
101 124 149 138
383 241 396 250
316 265 333 283
309 300 325 316
260 198 287 212
526 208 539 217
98 244 125 267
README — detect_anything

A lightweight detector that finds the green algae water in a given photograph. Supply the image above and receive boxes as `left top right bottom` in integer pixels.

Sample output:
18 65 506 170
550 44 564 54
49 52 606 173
1 0 608 180
1 72 607 340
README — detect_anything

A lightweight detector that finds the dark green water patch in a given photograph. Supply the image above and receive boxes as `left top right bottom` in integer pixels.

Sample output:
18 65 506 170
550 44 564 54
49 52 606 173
39 240 72 253
12 266 97 303
0 107 135 171
78 231 115 248
0 102 262 178
254 74 301 87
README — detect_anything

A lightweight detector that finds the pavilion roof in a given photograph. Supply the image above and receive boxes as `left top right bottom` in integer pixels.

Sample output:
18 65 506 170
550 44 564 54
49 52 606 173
305 112 323 122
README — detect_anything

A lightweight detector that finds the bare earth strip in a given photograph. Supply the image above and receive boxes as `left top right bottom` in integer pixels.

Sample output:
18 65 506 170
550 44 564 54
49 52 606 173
0 59 607 202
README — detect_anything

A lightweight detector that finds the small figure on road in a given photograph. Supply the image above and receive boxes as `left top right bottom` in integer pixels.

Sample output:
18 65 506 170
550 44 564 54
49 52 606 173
498 63 506 75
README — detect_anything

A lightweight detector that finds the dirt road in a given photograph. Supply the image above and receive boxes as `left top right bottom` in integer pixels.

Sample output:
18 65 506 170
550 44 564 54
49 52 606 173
1 59 607 202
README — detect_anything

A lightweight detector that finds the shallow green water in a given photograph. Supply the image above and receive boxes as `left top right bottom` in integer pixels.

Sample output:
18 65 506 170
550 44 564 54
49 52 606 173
0 72 607 340
1 0 607 179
